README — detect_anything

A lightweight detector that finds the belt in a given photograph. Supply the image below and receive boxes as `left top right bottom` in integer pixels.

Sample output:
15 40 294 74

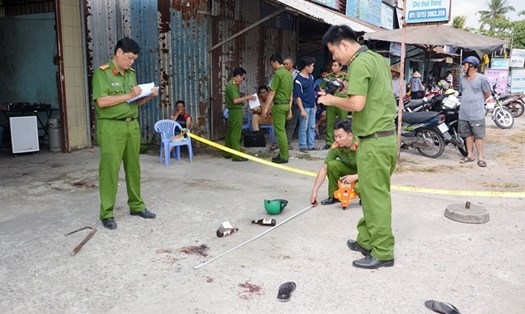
114 117 136 122
359 130 395 140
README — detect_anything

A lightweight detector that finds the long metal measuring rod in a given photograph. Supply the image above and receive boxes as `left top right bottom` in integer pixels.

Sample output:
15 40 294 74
194 204 315 270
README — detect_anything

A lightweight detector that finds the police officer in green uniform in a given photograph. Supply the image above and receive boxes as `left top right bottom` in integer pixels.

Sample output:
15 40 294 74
320 60 349 150
92 37 159 230
310 119 358 206
318 25 397 269
262 53 293 164
224 67 255 161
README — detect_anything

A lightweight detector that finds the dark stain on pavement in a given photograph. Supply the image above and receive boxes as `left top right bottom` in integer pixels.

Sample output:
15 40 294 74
72 179 97 188
178 244 209 257
238 281 263 300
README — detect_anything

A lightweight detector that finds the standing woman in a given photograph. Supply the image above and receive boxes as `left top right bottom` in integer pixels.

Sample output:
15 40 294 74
409 71 425 99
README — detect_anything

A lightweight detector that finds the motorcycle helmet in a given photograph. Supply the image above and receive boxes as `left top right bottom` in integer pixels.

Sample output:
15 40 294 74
462 56 480 67
437 79 449 90
264 199 288 215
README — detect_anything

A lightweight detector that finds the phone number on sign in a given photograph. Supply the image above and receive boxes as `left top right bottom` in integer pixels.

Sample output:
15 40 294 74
408 9 447 20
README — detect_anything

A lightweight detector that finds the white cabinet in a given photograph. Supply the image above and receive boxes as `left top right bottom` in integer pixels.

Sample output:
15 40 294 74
10 116 40 154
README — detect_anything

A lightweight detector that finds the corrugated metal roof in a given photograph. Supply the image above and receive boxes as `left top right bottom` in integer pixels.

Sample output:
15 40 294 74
274 0 380 32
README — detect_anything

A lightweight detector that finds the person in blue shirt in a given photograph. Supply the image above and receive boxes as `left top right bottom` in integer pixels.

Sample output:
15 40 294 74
293 56 318 152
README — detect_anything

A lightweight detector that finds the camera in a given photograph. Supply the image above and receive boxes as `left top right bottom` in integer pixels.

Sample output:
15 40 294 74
323 78 344 95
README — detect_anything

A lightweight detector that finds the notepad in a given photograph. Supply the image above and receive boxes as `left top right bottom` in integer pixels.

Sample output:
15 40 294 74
127 82 155 103
248 93 260 109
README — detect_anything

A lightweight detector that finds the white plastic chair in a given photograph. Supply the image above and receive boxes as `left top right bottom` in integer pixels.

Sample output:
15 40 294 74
154 119 193 165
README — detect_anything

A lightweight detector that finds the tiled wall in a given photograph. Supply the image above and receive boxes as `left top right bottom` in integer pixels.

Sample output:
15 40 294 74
60 0 90 150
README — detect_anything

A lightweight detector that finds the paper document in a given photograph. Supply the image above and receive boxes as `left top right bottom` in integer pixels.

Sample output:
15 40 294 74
127 82 155 103
248 93 260 109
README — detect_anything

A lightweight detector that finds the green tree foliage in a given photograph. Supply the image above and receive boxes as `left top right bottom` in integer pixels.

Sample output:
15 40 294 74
452 16 467 29
474 2 525 50
511 19 525 49
452 16 475 32
478 0 515 36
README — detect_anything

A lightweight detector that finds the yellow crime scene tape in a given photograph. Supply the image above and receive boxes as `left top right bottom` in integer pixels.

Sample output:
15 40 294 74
186 131 525 198
187 131 316 177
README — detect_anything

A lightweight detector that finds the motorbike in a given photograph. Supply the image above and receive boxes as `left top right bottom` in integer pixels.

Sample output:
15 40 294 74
403 96 434 112
402 91 467 157
494 91 524 118
428 91 468 156
398 110 449 159
487 84 514 129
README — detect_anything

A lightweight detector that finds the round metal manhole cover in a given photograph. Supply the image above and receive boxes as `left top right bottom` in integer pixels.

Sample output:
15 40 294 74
444 202 490 224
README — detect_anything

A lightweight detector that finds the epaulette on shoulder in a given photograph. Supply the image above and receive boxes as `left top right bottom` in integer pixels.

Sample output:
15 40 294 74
99 64 110 70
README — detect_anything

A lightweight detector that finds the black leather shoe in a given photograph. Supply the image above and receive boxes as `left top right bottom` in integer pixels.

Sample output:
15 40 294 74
320 197 340 205
130 209 156 219
101 218 117 230
352 255 394 269
271 156 289 164
346 239 371 256
321 144 331 150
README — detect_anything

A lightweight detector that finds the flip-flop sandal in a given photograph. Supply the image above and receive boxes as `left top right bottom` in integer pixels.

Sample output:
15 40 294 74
424 300 461 314
459 157 475 164
277 281 296 302
477 160 487 167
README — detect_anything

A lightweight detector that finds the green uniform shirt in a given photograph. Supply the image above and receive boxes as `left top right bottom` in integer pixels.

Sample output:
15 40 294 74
270 65 293 105
324 142 358 174
225 79 242 109
320 72 347 98
92 59 139 119
346 49 396 137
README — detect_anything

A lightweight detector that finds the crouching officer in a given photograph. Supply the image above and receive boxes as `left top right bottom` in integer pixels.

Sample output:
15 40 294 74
310 119 358 206
92 37 159 230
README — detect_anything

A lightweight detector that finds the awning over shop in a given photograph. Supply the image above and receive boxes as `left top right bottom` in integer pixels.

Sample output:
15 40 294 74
210 0 380 52
364 24 506 54
273 0 380 33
